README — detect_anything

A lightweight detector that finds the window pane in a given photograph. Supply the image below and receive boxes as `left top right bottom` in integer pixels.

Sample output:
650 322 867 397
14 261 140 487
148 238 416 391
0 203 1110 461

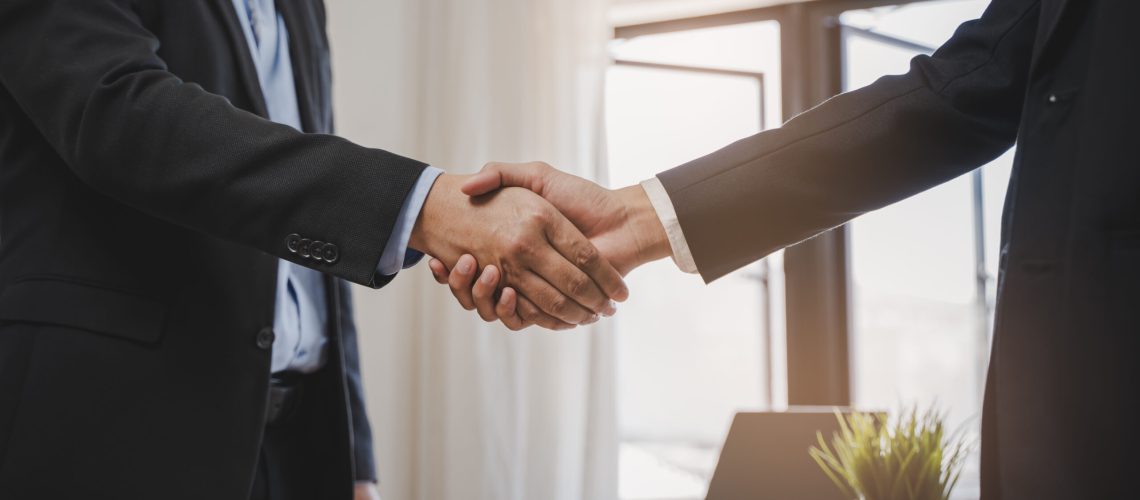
606 21 781 500
606 66 761 185
841 2 1005 499
610 20 783 136
841 0 992 48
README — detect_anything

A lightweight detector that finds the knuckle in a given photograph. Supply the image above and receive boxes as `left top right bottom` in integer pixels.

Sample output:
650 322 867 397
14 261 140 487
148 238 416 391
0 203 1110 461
568 275 592 298
575 246 600 268
548 295 570 316
507 235 535 257
527 209 549 226
505 240 526 257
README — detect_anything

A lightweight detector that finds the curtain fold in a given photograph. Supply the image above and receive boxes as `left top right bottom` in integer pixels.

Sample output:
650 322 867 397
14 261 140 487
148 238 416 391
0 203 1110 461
326 0 616 498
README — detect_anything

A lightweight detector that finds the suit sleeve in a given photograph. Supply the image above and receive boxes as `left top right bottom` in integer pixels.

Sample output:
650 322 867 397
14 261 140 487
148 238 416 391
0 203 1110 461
657 0 1041 282
0 0 426 288
337 280 378 482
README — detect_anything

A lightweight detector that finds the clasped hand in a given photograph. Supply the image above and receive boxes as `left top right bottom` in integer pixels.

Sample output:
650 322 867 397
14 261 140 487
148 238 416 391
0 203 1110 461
413 163 672 331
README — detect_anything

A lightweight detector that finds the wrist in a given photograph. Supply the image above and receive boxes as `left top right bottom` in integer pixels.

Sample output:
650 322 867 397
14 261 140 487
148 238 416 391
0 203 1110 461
616 184 672 266
409 173 461 257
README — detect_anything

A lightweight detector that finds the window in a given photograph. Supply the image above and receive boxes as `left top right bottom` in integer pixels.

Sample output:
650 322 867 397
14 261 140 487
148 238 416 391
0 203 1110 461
842 2 1012 497
608 1 1012 499
605 19 784 500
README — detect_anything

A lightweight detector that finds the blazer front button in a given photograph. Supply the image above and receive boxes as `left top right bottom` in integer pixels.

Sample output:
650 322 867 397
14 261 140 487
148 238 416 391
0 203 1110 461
298 238 312 258
256 328 275 350
286 234 302 253
322 244 339 264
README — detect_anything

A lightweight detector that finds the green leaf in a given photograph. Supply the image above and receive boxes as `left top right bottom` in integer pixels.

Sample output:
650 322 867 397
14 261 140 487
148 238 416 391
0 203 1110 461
808 404 975 500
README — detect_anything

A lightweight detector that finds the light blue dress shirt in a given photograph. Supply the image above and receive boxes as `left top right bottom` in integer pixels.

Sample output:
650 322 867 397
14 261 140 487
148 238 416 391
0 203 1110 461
232 0 442 373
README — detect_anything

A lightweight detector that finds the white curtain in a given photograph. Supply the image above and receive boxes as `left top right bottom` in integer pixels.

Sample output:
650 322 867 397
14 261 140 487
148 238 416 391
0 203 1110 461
324 1 616 499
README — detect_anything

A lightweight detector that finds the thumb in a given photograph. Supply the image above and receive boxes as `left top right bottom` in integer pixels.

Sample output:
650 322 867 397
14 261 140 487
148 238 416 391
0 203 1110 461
460 162 552 197
460 168 503 196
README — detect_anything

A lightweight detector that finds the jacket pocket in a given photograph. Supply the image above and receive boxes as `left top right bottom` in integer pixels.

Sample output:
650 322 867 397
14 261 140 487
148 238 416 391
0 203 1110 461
0 278 168 344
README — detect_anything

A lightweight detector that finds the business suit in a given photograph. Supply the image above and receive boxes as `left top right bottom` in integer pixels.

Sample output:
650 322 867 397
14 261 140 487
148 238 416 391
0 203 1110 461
0 0 426 498
658 0 1137 497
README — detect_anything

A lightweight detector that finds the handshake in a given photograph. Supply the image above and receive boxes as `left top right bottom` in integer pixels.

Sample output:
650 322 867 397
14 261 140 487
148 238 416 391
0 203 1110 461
407 162 673 331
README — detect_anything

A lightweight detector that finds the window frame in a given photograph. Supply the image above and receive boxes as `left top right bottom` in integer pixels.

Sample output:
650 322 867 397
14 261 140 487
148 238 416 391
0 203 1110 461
611 0 956 408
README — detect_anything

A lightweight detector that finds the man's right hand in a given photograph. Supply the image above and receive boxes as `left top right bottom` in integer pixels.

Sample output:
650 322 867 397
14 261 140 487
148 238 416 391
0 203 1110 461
410 173 627 330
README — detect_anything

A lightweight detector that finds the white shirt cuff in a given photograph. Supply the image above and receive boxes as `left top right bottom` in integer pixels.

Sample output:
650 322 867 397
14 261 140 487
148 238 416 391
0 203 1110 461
639 177 698 274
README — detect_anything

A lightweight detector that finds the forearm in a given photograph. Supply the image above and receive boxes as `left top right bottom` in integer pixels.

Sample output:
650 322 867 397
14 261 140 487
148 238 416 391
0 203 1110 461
658 0 1038 282
0 0 428 287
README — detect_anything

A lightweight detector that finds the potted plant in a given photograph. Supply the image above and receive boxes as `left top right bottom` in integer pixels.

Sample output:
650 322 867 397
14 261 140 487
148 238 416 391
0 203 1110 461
809 406 972 500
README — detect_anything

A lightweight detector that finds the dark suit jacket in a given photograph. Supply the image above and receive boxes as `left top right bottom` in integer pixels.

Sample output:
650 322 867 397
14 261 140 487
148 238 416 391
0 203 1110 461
658 0 1138 498
0 1 427 499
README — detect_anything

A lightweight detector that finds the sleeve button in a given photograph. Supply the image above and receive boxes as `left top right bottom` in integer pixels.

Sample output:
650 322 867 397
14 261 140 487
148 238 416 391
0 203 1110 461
322 244 339 264
285 234 302 253
298 238 312 258
310 241 326 260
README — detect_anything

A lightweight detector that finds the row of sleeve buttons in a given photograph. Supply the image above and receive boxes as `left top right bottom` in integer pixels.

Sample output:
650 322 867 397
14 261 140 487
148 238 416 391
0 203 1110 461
286 233 339 264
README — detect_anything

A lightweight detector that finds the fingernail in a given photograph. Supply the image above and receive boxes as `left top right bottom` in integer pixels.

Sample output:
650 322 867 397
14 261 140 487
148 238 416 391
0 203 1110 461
481 270 496 284
602 301 617 317
459 260 474 274
582 314 600 325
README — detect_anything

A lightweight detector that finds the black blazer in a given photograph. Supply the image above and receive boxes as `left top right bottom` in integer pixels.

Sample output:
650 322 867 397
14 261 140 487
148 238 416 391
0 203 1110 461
0 1 427 499
659 0 1138 498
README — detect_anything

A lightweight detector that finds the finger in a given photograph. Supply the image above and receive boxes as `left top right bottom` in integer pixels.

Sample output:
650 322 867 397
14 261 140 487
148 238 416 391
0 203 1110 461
515 270 598 325
494 288 532 331
428 258 449 285
542 215 627 309
515 293 575 331
460 162 552 197
497 287 519 318
447 255 479 311
473 265 501 322
460 168 504 196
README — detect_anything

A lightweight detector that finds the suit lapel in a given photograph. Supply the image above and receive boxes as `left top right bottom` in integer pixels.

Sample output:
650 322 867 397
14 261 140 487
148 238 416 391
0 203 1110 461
277 0 320 134
209 0 270 119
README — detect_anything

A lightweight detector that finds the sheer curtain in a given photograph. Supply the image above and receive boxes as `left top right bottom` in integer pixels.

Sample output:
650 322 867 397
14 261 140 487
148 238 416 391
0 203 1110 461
325 1 616 499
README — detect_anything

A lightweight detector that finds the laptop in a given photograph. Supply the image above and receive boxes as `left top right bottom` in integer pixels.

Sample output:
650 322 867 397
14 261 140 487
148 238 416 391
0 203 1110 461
705 409 853 500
